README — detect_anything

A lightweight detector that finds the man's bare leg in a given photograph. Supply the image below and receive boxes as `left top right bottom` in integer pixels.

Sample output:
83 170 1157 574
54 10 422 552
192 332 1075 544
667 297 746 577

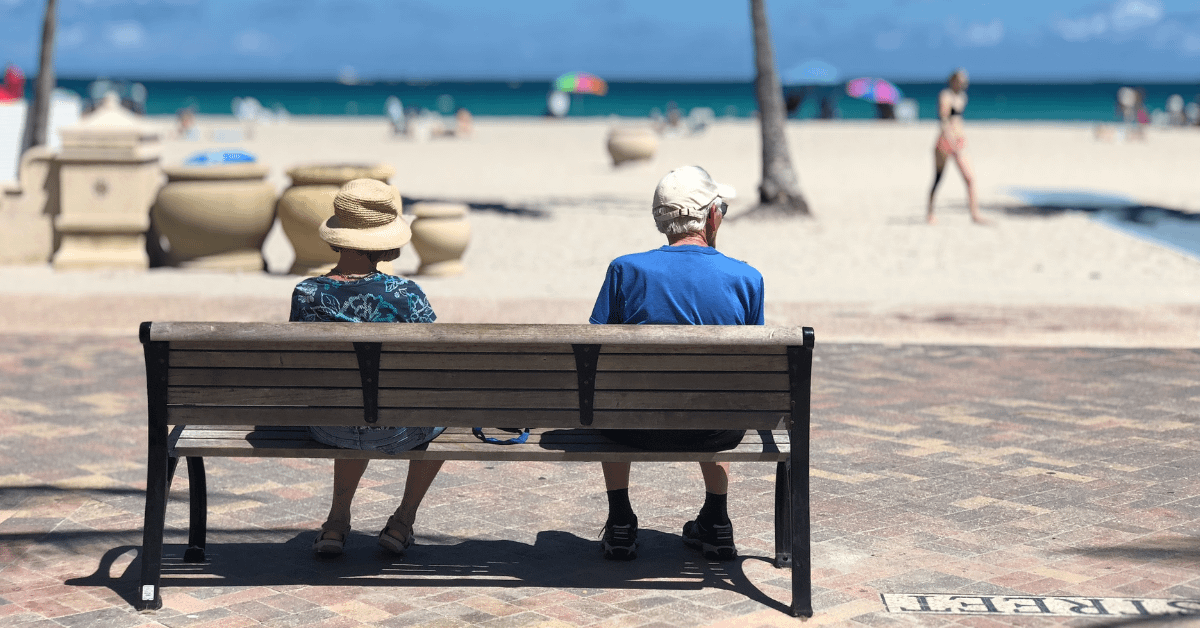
699 461 729 494
601 461 631 490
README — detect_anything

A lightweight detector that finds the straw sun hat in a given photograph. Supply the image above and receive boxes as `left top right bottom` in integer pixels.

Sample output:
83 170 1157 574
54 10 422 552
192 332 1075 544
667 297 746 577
318 178 411 251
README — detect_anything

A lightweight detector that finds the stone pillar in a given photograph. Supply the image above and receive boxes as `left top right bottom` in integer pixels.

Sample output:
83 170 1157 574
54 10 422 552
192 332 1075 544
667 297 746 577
0 146 57 264
52 93 160 270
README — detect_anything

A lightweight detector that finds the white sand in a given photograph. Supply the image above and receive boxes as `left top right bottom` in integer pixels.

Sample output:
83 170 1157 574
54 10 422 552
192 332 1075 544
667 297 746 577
4 116 1200 346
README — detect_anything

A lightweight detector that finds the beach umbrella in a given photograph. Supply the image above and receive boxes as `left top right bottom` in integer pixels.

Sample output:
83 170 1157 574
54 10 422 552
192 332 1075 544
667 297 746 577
845 77 902 105
554 71 608 96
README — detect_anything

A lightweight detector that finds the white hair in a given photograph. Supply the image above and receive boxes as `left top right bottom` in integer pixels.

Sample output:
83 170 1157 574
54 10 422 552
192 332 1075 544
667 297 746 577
655 202 712 236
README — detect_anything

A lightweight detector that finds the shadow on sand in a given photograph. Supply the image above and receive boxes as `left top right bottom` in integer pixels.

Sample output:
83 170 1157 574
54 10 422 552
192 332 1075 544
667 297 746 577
401 196 548 218
1000 189 1200 260
61 528 792 613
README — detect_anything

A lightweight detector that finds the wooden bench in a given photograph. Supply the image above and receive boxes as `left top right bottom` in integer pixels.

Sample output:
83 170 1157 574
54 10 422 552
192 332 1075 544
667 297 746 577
137 321 815 616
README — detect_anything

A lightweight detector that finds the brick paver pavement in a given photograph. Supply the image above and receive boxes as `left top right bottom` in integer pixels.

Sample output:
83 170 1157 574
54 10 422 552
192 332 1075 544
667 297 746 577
1 334 1198 627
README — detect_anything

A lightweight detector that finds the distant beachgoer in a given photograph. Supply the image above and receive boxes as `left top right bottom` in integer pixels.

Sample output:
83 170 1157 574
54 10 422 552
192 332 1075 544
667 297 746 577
0 64 24 102
665 102 683 135
386 96 406 135
1167 95 1185 126
1117 87 1136 124
1134 89 1149 125
176 107 197 139
785 89 805 117
455 108 473 137
818 93 837 119
927 68 985 225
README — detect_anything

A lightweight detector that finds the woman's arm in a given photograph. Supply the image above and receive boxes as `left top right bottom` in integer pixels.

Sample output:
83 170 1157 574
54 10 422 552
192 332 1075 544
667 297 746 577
937 89 952 134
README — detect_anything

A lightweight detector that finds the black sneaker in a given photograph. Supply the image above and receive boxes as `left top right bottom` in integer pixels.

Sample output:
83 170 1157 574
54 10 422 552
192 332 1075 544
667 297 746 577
682 519 737 561
600 518 638 561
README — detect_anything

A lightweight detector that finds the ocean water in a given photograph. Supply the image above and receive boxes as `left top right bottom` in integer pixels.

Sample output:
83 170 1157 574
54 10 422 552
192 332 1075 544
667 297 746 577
54 78 1200 122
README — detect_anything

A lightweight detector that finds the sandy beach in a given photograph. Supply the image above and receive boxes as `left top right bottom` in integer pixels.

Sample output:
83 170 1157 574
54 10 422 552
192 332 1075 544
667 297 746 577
4 115 1199 346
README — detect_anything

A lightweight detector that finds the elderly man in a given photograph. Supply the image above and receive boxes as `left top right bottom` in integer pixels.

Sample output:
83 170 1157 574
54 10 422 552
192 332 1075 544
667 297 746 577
590 165 765 561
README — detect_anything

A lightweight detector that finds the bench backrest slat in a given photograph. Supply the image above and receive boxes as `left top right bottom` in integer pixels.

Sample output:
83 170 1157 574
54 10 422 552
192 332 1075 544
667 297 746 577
167 406 788 430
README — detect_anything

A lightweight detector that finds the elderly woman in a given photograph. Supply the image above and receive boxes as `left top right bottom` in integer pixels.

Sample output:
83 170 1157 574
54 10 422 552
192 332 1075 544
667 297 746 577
290 178 444 557
927 68 986 225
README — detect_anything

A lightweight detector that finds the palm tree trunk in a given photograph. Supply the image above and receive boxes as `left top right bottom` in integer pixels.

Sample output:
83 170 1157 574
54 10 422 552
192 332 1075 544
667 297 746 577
21 0 57 152
750 0 810 215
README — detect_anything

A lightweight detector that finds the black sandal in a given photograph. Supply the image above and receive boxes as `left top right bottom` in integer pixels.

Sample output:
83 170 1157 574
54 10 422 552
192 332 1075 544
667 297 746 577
313 520 350 557
377 514 413 555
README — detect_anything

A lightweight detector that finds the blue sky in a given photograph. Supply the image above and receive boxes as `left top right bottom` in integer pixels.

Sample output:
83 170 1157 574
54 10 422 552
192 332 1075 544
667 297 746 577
0 0 1198 82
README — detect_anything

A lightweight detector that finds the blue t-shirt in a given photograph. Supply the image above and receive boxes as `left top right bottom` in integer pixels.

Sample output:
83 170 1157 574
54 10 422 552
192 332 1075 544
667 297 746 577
589 245 764 325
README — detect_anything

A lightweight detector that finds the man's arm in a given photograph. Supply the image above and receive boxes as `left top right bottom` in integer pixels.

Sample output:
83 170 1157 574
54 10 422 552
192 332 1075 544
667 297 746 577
750 275 765 326
589 263 622 324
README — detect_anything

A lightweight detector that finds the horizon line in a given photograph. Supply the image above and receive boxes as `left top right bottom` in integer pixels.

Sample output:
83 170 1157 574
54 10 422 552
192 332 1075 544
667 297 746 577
46 74 1200 86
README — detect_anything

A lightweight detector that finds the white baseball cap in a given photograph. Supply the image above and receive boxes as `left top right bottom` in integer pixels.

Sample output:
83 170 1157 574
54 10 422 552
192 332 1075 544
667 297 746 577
651 166 737 226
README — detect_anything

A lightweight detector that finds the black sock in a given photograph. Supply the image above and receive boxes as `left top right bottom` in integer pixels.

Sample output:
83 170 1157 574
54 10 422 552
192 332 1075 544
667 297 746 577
696 492 729 526
606 488 636 525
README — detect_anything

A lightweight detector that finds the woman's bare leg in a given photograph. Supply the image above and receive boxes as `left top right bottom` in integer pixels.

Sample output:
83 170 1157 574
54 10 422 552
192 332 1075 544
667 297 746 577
322 458 370 540
928 150 948 224
385 460 445 541
954 150 986 224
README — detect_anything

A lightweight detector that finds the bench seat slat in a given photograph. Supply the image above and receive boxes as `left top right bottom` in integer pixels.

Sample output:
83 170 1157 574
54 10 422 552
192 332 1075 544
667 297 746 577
167 447 788 462
170 426 789 462
172 426 792 447
165 406 788 430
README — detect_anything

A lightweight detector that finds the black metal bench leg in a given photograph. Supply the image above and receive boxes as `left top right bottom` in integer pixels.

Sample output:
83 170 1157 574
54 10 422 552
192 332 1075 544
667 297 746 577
774 459 792 568
789 447 813 617
137 417 168 611
183 457 207 562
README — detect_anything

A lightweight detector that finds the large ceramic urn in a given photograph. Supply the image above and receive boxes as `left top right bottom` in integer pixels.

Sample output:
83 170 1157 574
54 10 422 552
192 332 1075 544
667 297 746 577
151 163 276 271
606 127 658 166
409 201 470 276
277 163 395 275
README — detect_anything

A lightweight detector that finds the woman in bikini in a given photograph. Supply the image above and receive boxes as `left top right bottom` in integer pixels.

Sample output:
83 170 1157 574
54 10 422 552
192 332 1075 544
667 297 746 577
927 68 986 224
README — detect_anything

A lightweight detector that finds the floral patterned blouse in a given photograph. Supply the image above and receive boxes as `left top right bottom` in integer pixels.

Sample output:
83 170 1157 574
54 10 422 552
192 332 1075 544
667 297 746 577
289 272 441 454
289 272 436 324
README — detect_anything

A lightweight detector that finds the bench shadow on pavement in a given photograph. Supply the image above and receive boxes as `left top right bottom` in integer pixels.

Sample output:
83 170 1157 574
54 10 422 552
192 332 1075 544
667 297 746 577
65 529 791 613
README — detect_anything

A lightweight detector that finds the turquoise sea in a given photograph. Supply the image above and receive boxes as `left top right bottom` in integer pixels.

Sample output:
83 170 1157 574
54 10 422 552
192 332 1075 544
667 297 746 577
55 78 1200 122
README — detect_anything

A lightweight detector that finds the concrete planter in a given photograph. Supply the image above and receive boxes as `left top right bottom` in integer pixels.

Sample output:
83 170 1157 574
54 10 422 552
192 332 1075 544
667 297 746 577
410 201 470 276
52 93 160 271
151 163 276 271
606 127 658 166
277 163 395 275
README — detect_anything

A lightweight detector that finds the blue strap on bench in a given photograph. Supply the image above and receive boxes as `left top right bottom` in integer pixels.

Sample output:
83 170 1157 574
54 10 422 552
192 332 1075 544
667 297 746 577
472 427 530 445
